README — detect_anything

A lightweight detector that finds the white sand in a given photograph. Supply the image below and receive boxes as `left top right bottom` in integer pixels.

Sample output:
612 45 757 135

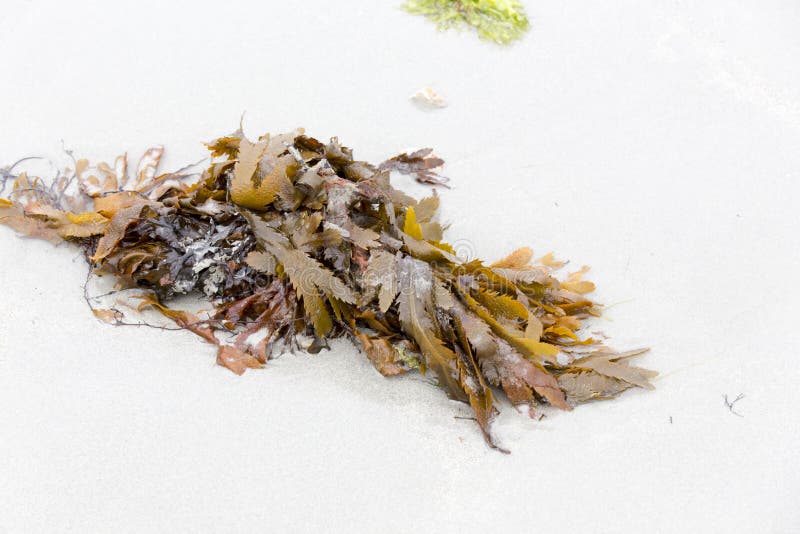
1 1 798 531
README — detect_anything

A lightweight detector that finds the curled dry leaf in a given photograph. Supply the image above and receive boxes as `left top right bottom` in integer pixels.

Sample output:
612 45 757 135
356 333 407 376
0 127 654 452
217 345 264 375
93 308 121 324
491 246 533 269
379 148 449 188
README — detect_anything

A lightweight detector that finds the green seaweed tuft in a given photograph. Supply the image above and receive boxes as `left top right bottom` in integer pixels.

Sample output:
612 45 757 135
403 0 530 45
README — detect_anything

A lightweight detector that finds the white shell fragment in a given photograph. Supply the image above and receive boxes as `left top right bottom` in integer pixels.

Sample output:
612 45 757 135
410 87 448 110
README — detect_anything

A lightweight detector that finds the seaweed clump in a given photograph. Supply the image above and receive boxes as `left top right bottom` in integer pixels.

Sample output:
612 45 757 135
403 0 530 45
0 128 654 451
